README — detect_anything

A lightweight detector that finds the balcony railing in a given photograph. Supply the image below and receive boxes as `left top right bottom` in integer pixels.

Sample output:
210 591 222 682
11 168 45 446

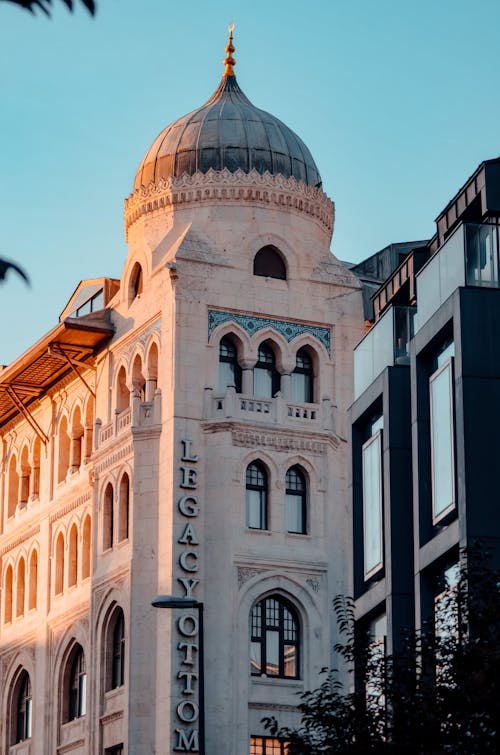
95 391 160 449
354 305 414 399
415 222 500 330
206 388 335 431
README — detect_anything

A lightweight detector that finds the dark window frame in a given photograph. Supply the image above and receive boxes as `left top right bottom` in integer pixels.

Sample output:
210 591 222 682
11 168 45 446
250 595 300 679
246 462 268 530
67 646 87 721
15 670 32 743
285 466 307 534
250 735 290 754
253 246 287 280
219 336 242 393
291 348 314 403
111 611 125 689
254 343 281 398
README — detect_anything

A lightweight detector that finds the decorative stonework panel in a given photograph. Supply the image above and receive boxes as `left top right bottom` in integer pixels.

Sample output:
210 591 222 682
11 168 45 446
237 566 266 588
208 309 331 357
231 428 328 455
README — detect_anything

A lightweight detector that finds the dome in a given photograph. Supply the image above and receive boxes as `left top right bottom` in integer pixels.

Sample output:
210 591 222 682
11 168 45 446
134 35 322 191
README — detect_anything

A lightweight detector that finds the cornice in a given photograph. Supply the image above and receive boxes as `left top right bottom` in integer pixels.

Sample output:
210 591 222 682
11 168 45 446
124 168 334 237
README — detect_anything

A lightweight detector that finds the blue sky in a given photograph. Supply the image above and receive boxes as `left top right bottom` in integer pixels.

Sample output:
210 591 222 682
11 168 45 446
1 0 499 364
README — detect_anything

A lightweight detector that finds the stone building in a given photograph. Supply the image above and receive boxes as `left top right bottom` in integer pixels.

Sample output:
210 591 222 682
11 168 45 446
0 32 363 754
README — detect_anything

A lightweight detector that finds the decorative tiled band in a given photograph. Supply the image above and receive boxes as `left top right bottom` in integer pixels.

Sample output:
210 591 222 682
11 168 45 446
208 309 331 356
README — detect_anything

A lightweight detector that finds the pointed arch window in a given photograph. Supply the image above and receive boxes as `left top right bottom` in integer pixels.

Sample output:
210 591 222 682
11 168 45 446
28 550 38 611
246 462 268 530
219 336 242 393
108 609 125 690
82 515 91 579
253 246 287 280
250 596 300 679
291 348 314 403
103 483 114 551
55 533 64 595
285 466 307 534
67 646 87 721
4 565 13 623
14 671 32 743
130 262 143 300
254 344 280 398
118 474 130 542
68 525 78 587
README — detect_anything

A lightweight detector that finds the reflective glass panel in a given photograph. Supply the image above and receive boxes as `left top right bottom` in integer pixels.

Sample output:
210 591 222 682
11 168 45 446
430 363 455 520
363 432 383 577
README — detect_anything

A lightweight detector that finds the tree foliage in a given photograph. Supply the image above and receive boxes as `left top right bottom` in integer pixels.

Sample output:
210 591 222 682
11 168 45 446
1 0 95 16
265 551 500 754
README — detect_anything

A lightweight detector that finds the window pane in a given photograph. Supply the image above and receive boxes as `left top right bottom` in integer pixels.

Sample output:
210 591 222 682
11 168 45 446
79 673 87 716
250 641 261 675
254 367 273 397
283 644 296 677
285 493 303 533
219 361 235 392
26 697 32 739
291 372 306 402
266 630 279 675
430 363 454 519
247 490 265 529
363 433 383 576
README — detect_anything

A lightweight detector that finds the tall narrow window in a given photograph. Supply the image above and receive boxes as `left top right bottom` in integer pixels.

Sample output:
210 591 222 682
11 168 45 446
118 474 130 542
430 359 455 522
82 515 91 579
254 344 280 398
68 524 78 587
218 336 242 393
246 462 267 530
363 429 383 579
16 558 25 618
108 609 125 690
28 550 38 611
7 454 19 518
130 262 143 300
103 483 114 551
250 596 299 679
67 646 87 721
291 348 314 403
285 466 306 534
5 565 13 623
116 367 129 412
58 416 70 484
55 533 64 595
15 671 32 743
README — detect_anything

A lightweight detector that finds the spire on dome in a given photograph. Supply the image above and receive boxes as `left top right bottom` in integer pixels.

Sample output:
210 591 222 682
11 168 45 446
223 23 236 77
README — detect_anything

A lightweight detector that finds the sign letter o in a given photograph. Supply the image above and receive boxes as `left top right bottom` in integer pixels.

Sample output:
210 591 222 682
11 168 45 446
178 614 199 637
176 700 199 723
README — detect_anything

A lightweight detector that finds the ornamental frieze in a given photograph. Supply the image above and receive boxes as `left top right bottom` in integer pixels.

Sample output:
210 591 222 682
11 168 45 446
124 168 334 236
208 309 332 357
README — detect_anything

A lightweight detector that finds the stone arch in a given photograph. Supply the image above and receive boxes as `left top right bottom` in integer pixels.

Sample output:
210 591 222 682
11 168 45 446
57 413 71 484
3 657 35 749
250 329 290 375
248 232 298 276
117 469 131 542
56 636 88 724
4 562 13 623
69 402 84 473
127 260 145 303
253 244 287 280
131 352 146 400
7 451 19 518
102 480 114 551
81 513 92 580
18 442 31 508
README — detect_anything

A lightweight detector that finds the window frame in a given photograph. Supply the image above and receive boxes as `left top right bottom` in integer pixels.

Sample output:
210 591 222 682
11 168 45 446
250 595 300 680
285 466 307 534
291 348 314 403
253 246 287 280
110 611 125 690
14 670 32 744
250 735 290 754
254 344 280 398
429 357 456 524
245 462 268 530
219 336 242 393
362 429 384 580
67 646 87 721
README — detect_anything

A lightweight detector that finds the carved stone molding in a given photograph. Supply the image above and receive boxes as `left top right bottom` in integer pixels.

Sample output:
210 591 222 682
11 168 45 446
306 576 321 593
237 566 267 588
231 428 329 455
0 525 40 557
94 442 134 476
49 491 92 525
124 168 334 237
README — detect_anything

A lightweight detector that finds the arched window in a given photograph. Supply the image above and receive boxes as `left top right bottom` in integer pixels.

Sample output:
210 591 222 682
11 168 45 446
65 645 87 721
103 483 114 551
55 533 64 595
32 437 41 499
7 454 19 518
82 515 91 579
118 474 130 542
250 596 300 679
19 446 30 508
4 565 13 623
254 343 280 398
146 341 159 401
83 397 94 464
16 557 25 618
219 336 242 393
253 246 287 280
68 524 78 587
285 466 307 534
13 670 32 743
246 462 267 530
107 608 125 690
70 406 84 473
129 262 143 301
132 354 145 400
29 550 38 611
116 366 129 413
57 416 70 484
291 348 314 403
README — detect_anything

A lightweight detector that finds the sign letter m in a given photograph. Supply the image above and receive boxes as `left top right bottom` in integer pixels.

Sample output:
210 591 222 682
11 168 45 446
174 728 199 752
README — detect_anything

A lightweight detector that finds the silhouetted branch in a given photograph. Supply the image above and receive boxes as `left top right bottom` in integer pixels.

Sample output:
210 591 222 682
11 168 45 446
1 0 95 16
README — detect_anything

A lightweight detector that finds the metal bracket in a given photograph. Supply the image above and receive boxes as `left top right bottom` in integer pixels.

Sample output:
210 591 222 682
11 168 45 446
4 385 49 445
48 343 96 398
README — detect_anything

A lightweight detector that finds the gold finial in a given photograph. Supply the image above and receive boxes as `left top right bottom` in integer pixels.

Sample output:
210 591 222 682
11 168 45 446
223 22 236 77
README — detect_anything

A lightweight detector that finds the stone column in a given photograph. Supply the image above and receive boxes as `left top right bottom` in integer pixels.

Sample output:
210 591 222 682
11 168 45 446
281 373 292 400
83 425 93 463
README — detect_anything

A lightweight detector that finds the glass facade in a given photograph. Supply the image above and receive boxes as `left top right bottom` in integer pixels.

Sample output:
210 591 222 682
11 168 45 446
430 360 455 522
362 431 383 578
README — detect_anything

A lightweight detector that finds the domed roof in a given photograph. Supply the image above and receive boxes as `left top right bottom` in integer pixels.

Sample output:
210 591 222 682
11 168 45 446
134 33 322 191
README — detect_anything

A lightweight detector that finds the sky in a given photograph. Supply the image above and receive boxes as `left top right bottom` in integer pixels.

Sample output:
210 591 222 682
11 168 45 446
1 0 500 365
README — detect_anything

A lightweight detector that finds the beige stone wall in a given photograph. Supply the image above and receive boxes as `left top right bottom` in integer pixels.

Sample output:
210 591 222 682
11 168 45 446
0 169 364 754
